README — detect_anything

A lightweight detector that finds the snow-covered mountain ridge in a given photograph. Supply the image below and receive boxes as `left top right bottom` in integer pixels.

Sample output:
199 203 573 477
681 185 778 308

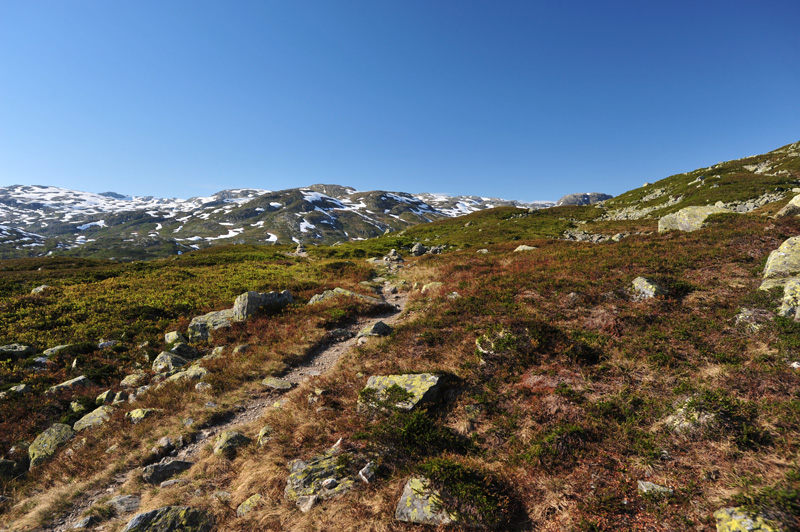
0 184 552 259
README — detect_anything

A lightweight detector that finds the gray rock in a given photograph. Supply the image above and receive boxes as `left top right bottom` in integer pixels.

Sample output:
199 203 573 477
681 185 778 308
778 278 800 320
29 423 76 468
0 459 19 478
187 308 236 342
307 287 394 311
70 515 100 529
395 477 455 525
296 495 319 513
411 242 427 256
164 331 187 344
73 405 115 432
151 352 189 373
637 480 673 496
360 374 443 411
47 375 92 394
142 460 194 485
761 236 800 291
262 377 293 390
195 382 212 393
232 344 249 355
166 365 208 383
213 431 252 458
236 494 262 517
120 371 147 389
358 461 377 483
109 494 141 514
555 192 613 206
0 343 36 361
31 284 49 294
159 479 189 488
96 390 114 405
97 339 117 349
284 447 356 502
383 249 404 262
476 249 489 254
631 276 666 300
658 205 730 233
232 290 293 321
120 506 213 532
169 342 197 359
357 321 392 338
9 383 31 395
257 425 273 446
113 390 129 404
775 194 800 217
43 344 71 357
734 308 774 332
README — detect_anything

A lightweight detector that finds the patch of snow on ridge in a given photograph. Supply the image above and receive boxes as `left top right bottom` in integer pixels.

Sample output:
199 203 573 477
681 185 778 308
77 220 107 230
299 220 315 233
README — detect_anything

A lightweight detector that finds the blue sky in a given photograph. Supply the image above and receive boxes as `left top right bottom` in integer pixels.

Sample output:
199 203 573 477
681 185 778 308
1 1 798 202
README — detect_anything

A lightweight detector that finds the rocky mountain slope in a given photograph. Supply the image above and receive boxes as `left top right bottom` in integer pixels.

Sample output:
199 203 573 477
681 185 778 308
1 140 799 532
0 185 551 260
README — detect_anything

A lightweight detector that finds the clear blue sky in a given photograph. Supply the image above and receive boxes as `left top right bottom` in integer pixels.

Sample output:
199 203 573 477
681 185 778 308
1 1 798 202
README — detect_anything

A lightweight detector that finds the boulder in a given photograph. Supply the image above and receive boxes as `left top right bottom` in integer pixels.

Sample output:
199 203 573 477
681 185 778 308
96 390 114 405
166 365 208 383
777 278 800 320
120 371 147 389
658 205 731 233
142 460 194 485
213 431 252 458
631 277 666 300
9 383 31 395
308 287 393 311
187 308 236 342
284 447 356 502
360 374 443 411
262 377 293 390
232 290 293 320
164 331 187 344
411 242 428 256
775 194 800 217
73 405 115 432
126 408 162 424
152 352 189 373
555 192 612 206
0 343 36 362
713 507 778 532
71 516 100 529
109 494 141 515
395 477 456 525
514 245 537 252
761 236 800 290
169 342 197 359
236 494 262 517
357 321 392 338
29 423 76 468
47 375 92 394
120 506 213 532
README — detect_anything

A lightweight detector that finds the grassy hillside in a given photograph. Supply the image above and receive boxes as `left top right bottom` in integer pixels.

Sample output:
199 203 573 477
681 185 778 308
1 143 800 531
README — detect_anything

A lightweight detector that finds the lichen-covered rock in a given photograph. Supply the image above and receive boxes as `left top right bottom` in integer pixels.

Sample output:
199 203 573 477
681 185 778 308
395 477 457 525
46 375 92 394
714 507 778 532
121 371 147 389
96 390 114 405
734 308 774 332
360 374 443 411
31 284 49 294
142 460 194 485
658 205 731 233
9 383 31 395
73 405 115 432
775 194 800 217
663 398 717 435
284 447 356 502
236 494 262 517
167 365 208 383
29 423 76 468
778 278 800 320
120 506 213 532
152 352 189 373
760 236 800 290
164 331 187 345
70 515 100 529
357 321 392 338
187 308 236 342
232 290 293 320
126 408 162 424
0 343 35 362
257 425 273 446
262 377 293 390
109 494 141 514
213 431 252 458
631 276 666 300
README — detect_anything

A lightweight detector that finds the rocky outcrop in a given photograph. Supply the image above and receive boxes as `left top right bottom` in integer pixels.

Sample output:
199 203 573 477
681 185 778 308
658 205 730 233
29 423 76 468
631 277 666 300
555 192 612 206
713 507 778 532
120 506 213 532
142 460 194 485
761 236 800 291
73 405 115 431
360 374 443 411
395 477 456 525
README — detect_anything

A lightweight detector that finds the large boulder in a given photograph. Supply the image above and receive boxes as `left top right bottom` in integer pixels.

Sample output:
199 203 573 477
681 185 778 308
713 507 778 532
120 506 213 532
142 460 194 485
761 236 800 291
0 343 36 362
658 205 731 233
73 405 115 432
46 375 92 394
232 290 293 320
187 309 236 342
555 192 612 206
359 374 443 411
29 423 76 468
395 477 457 525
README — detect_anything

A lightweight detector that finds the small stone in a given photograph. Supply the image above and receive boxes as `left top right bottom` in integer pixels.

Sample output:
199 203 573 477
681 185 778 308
395 477 455 525
141 460 194 485
169 342 197 359
321 478 338 489
713 507 778 532
151 352 189 373
637 480 673 496
476 249 489 254
232 344 250 355
98 339 117 349
357 321 392 338
257 425 273 446
358 461 376 483
631 276 666 300
126 408 161 424
120 371 146 388
31 284 50 294
514 245 537 252
70 515 100 529
70 401 87 413
47 375 92 394
96 390 114 405
113 390 129 404
160 479 189 488
8 383 31 394
296 495 319 513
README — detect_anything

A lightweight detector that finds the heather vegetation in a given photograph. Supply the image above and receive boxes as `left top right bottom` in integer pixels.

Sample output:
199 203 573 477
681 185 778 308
1 142 799 531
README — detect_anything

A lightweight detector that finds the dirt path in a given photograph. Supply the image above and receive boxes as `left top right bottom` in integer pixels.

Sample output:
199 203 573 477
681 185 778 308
49 281 409 531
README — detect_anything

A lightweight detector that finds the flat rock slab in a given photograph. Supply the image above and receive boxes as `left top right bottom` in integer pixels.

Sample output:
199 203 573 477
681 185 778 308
308 287 394 312
360 373 443 411
658 205 730 233
262 377 293 390
73 405 115 432
395 477 456 525
121 506 213 532
142 460 194 485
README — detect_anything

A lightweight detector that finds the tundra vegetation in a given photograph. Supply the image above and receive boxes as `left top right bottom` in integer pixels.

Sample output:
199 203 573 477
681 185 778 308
0 141 799 531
